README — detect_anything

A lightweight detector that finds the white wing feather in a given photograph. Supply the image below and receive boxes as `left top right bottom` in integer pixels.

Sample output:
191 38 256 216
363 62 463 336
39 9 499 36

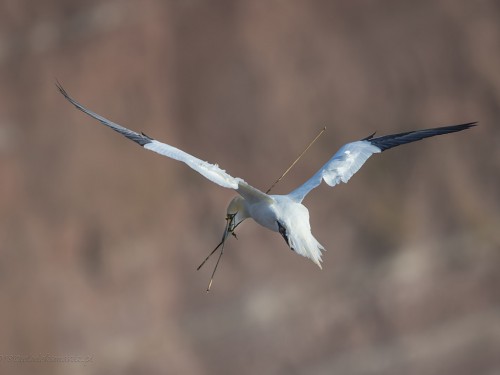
57 83 268 197
144 140 240 189
288 122 477 203
288 141 381 202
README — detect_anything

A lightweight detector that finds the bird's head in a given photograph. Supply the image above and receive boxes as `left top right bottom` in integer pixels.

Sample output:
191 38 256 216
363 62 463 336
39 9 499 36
227 196 245 215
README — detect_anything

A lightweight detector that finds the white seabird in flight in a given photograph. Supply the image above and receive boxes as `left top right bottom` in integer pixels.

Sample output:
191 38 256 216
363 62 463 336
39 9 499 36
57 83 476 286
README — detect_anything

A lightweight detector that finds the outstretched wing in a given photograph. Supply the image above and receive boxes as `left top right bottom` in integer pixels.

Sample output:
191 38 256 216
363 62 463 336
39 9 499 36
288 122 476 202
57 82 272 203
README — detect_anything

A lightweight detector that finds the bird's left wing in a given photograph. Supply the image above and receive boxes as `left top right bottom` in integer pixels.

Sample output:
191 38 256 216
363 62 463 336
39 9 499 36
288 122 476 202
57 83 248 191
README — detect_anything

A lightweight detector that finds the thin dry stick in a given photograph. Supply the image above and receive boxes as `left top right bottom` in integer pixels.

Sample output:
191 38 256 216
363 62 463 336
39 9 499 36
266 126 326 194
197 215 237 292
206 236 226 292
197 238 224 271
197 215 233 271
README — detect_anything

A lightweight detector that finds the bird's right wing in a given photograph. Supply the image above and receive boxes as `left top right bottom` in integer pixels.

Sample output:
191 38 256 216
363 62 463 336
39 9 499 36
57 83 272 203
288 122 476 202
288 141 381 203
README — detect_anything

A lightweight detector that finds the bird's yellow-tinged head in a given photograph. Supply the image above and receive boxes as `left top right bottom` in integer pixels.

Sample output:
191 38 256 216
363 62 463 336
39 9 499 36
226 196 249 232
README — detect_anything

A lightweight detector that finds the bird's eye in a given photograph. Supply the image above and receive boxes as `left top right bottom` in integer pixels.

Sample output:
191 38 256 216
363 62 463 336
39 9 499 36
277 221 290 246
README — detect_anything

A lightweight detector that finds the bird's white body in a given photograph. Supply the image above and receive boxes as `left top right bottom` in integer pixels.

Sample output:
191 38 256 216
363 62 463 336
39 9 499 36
57 82 475 270
249 195 294 231
234 193 324 267
269 196 324 267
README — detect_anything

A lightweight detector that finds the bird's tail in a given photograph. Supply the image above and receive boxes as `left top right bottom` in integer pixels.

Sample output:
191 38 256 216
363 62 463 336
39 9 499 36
289 231 325 269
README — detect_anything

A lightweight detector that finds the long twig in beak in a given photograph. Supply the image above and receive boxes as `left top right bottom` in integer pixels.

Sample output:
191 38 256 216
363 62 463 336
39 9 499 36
266 126 326 194
206 234 226 292
197 214 235 291
197 215 233 271
197 237 225 271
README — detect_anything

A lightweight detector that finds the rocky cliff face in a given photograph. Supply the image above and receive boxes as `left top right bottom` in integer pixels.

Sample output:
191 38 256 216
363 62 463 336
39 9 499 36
1 1 499 374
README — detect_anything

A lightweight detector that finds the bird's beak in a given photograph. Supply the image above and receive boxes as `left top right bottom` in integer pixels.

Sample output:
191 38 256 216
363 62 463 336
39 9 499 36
226 213 238 239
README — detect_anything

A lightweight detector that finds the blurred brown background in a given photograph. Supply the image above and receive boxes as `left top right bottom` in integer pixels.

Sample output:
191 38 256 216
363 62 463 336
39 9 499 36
1 1 499 374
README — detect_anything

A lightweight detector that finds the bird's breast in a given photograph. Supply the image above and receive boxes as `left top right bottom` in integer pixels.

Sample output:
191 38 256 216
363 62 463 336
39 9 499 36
248 201 279 232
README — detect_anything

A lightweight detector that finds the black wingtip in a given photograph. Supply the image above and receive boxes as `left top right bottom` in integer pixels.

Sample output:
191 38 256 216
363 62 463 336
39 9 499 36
367 121 478 152
56 81 154 147
55 80 75 105
361 131 377 141
447 121 477 129
462 121 478 128
141 131 153 140
55 79 67 97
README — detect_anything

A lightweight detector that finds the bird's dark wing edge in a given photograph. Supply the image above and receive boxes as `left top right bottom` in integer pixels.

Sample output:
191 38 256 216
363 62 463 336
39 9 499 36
56 81 154 147
362 122 477 151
